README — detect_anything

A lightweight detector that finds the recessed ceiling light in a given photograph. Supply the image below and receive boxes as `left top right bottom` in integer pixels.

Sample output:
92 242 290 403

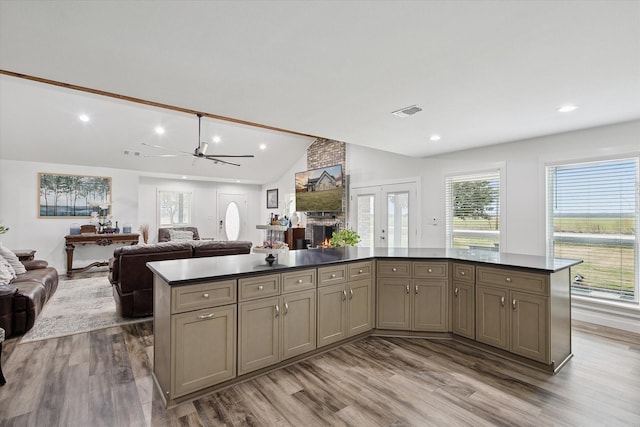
155 126 165 135
181 176 187 180
212 136 221 143
556 104 579 113
259 143 267 150
429 134 441 141
79 114 90 122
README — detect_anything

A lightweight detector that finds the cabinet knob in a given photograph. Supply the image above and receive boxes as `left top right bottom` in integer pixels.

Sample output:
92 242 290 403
428 268 433 273
358 269 363 274
392 267 397 272
460 271 466 276
258 285 264 291
331 273 336 278
405 285 410 294
342 290 347 300
506 277 512 283
350 289 354 299
202 293 209 299
284 303 289 314
512 299 517 310
454 287 459 297
275 304 280 317
415 285 418 294
297 279 303 284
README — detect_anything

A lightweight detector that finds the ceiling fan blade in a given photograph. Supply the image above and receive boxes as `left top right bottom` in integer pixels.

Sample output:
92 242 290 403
143 154 182 158
141 142 174 151
202 154 255 158
203 157 241 167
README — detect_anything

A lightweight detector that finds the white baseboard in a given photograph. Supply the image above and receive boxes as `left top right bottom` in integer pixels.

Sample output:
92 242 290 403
572 297 640 334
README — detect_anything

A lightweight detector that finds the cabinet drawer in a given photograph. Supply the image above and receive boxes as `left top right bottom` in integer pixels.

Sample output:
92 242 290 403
377 261 411 277
413 262 448 278
477 267 548 296
453 263 475 283
238 274 280 301
318 265 347 287
171 280 236 314
282 269 316 293
348 261 373 281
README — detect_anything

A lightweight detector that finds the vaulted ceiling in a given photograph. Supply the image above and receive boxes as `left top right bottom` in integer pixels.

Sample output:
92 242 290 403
1 1 639 183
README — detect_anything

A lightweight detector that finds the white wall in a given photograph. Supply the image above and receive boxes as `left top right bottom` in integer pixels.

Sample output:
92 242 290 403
0 159 139 271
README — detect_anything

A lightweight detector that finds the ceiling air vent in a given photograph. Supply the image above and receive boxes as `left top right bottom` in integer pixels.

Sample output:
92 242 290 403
391 105 423 118
122 149 141 157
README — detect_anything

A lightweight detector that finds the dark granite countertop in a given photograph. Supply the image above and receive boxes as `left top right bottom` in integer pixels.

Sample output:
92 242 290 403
147 247 582 286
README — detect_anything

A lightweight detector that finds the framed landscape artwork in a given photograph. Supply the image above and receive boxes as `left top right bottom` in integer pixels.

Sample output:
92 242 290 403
38 172 112 218
267 188 278 209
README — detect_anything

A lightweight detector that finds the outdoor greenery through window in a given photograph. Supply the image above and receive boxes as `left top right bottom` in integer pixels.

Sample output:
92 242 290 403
158 190 192 227
445 171 501 250
547 158 639 303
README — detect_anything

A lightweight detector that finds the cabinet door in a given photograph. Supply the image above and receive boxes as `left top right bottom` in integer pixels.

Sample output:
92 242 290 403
476 285 509 350
282 290 317 360
413 279 448 331
452 281 475 339
376 278 410 330
238 297 280 375
172 305 236 397
511 292 549 363
348 278 373 336
317 283 348 348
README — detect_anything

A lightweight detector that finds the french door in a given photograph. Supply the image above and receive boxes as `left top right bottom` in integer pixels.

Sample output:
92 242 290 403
217 193 248 241
350 182 418 248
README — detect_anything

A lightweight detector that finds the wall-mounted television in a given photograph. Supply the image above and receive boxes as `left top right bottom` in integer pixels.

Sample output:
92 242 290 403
295 164 343 212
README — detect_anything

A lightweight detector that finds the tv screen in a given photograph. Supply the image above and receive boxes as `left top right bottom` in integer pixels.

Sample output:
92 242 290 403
295 164 343 212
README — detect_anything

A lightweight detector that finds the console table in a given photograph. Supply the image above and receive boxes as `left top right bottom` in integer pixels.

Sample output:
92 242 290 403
64 233 140 277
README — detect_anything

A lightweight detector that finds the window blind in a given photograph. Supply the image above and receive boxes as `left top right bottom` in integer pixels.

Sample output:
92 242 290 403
445 170 501 250
546 158 639 302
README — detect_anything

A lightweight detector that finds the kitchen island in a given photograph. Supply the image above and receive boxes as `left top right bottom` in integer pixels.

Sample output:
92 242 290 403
149 247 581 407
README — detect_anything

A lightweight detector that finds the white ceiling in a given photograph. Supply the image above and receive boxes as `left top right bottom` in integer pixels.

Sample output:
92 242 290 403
1 1 639 183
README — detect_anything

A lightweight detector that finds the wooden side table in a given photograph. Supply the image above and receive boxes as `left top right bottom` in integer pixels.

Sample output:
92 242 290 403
11 249 36 261
64 233 140 277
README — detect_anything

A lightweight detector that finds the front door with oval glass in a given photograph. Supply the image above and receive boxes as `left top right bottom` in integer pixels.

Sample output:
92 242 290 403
217 193 247 241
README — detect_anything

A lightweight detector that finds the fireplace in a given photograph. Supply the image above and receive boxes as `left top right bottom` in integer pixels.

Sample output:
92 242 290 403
312 225 337 248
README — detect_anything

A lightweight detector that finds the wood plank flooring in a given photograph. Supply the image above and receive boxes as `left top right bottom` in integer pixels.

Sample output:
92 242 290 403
1 320 639 426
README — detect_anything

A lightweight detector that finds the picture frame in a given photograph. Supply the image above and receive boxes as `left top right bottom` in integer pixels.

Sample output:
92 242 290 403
38 172 112 218
266 188 278 209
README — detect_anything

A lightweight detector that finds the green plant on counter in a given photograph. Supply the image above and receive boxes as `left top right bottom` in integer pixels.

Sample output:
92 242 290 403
331 228 360 247
0 225 8 234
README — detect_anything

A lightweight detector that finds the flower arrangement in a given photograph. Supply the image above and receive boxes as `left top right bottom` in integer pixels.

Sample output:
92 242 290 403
331 228 361 247
90 203 112 229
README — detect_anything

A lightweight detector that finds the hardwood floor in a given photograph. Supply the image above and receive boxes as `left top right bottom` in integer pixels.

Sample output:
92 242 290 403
1 320 639 426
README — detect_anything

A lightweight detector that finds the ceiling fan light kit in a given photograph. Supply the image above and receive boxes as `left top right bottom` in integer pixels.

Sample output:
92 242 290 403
142 113 255 166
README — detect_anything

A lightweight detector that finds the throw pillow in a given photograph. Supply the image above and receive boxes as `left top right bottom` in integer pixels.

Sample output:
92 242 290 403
0 242 27 274
168 229 194 242
0 257 15 284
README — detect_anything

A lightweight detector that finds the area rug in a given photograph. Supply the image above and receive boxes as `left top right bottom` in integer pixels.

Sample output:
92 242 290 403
20 276 151 343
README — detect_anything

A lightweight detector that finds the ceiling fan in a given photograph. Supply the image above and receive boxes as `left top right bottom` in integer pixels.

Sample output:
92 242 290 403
142 114 255 166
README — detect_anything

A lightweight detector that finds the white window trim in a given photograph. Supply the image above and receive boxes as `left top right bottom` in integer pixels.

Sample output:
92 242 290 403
157 189 193 227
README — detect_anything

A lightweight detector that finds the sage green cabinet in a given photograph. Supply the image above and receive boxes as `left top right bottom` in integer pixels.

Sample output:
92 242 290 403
377 261 448 331
317 261 374 348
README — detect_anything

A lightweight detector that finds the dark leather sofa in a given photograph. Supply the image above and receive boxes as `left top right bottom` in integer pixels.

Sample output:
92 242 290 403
109 240 252 317
0 260 59 337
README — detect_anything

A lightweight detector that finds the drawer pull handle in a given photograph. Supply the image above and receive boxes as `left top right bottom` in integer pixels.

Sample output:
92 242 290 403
460 271 466 276
428 268 433 273
203 293 209 299
258 285 264 291
512 299 517 310
198 313 215 319
500 296 505 307
358 269 363 274
405 285 410 294
275 304 280 317
284 303 289 315
454 287 459 297
342 290 347 300
506 277 512 283
331 274 336 278
392 267 397 272
297 279 303 284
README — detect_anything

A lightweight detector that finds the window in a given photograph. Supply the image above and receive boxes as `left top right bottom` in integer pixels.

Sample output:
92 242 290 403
546 158 639 303
445 171 501 250
158 190 192 226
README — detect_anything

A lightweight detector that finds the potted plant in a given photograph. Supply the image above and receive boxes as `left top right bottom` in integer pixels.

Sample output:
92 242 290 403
330 228 360 247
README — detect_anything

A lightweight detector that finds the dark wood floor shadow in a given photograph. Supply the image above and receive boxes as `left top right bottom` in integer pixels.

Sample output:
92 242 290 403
1 319 639 426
